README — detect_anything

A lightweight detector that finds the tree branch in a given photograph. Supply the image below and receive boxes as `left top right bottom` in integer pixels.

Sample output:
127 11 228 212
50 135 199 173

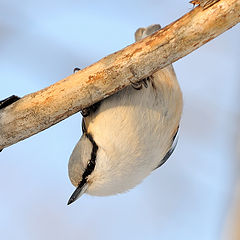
0 0 239 150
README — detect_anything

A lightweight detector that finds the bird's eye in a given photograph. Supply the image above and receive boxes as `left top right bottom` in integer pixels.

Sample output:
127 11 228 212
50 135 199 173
87 160 94 168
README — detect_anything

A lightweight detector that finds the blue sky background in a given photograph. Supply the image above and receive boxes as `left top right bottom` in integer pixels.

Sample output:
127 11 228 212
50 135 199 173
0 1 239 239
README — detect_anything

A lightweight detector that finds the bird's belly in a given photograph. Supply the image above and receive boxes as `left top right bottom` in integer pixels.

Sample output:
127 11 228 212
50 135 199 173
85 67 183 195
88 79 182 172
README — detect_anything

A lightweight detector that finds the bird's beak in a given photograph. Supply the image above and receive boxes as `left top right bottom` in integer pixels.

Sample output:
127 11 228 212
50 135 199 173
67 182 88 205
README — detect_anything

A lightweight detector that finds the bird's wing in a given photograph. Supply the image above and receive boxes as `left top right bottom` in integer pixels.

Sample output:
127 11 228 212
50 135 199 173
154 126 179 170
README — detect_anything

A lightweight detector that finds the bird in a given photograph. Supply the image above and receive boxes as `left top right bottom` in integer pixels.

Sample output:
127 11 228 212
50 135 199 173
67 24 183 205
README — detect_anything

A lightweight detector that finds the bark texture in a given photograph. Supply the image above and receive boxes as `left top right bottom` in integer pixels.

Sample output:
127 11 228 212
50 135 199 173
0 0 239 149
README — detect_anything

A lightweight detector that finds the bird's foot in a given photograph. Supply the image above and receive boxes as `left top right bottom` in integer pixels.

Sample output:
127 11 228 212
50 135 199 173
81 108 91 117
73 67 81 73
130 77 150 90
80 102 101 118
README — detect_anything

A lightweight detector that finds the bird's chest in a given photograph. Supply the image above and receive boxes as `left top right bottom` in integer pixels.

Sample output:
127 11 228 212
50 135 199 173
90 83 175 164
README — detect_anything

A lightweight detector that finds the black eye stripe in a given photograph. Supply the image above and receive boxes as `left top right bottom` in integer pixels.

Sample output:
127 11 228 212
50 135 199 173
80 132 98 184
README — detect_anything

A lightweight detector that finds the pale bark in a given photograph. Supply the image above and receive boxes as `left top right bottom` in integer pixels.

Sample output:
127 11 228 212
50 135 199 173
190 0 221 9
0 0 239 150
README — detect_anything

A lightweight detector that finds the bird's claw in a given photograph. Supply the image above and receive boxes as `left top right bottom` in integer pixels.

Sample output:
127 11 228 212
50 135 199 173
81 108 91 117
73 67 81 73
80 102 101 118
130 78 149 90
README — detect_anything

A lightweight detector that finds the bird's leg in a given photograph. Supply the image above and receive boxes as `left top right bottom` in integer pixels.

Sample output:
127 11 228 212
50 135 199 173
130 80 143 90
73 67 81 73
130 77 150 90
81 102 102 118
143 77 151 88
81 108 91 117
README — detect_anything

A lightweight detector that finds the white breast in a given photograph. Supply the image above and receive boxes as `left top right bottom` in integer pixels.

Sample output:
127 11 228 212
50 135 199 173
83 64 183 196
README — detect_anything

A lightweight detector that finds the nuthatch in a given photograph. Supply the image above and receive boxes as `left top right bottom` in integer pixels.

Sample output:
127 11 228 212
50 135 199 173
68 24 183 205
